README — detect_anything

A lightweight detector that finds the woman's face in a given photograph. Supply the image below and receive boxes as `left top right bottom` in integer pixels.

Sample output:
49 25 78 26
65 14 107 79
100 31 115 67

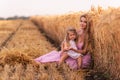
80 17 87 29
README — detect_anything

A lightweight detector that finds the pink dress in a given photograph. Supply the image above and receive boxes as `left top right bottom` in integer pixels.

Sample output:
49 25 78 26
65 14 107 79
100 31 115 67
35 42 91 69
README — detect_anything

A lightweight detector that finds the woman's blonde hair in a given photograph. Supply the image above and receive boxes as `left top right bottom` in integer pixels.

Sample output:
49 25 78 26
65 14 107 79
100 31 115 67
80 14 94 54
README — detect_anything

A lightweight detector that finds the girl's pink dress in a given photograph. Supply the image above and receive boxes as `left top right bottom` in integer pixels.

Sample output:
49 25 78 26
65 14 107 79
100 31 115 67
35 42 91 69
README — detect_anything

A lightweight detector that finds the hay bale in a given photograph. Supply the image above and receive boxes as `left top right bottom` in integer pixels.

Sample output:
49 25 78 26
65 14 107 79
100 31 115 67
93 8 120 80
0 50 37 67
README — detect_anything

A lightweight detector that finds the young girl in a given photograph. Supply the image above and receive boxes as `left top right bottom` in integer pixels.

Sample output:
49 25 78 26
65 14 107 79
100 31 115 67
59 27 83 68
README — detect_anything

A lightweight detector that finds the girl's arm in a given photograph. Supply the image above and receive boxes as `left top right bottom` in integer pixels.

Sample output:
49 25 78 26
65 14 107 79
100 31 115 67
61 41 69 52
61 42 64 52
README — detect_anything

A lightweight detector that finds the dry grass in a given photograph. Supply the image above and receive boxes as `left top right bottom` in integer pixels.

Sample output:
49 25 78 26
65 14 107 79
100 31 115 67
0 20 22 45
30 7 120 79
0 7 119 80
0 20 86 80
1 20 55 58
30 13 82 44
30 6 105 44
0 50 86 80
93 8 120 80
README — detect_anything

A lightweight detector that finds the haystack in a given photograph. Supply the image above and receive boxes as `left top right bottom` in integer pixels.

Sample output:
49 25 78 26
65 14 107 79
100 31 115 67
93 8 120 80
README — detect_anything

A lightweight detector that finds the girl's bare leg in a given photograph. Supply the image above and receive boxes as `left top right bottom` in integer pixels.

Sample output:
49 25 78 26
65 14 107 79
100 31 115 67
77 56 82 69
59 52 68 65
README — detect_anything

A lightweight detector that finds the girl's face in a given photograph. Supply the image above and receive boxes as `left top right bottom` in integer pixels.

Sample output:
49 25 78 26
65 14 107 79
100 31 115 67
80 17 87 29
68 31 76 40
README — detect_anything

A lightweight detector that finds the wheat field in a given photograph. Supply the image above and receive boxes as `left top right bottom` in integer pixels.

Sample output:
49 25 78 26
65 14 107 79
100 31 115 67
0 6 119 80
0 20 86 80
30 7 120 80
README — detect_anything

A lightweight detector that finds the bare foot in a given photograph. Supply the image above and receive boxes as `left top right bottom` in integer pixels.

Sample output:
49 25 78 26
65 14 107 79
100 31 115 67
36 61 41 65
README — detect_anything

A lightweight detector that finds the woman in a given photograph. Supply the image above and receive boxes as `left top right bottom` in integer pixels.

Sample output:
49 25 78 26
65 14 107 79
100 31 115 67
59 14 93 69
35 14 93 70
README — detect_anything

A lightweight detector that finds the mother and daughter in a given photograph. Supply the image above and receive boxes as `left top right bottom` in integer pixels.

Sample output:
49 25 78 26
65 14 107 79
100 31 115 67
35 14 93 70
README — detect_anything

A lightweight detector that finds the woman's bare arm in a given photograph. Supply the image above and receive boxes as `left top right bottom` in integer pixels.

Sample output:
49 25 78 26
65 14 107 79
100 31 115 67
70 42 88 54
70 48 86 54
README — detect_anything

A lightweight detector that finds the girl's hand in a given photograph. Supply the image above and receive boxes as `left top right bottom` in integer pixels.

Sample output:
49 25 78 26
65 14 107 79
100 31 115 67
64 47 69 51
69 47 73 50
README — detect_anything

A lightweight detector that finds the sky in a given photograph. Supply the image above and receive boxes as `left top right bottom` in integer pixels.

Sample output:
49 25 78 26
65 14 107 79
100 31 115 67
0 0 120 18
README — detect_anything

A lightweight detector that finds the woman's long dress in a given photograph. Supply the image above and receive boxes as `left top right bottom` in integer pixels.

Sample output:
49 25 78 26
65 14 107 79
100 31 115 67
35 42 91 69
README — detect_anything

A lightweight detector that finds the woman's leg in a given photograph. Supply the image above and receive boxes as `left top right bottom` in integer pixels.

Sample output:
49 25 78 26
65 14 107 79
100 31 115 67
59 52 69 65
77 56 82 69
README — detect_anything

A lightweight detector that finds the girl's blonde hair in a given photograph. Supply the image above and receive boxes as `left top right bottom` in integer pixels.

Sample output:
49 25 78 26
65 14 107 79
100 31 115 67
64 27 77 43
